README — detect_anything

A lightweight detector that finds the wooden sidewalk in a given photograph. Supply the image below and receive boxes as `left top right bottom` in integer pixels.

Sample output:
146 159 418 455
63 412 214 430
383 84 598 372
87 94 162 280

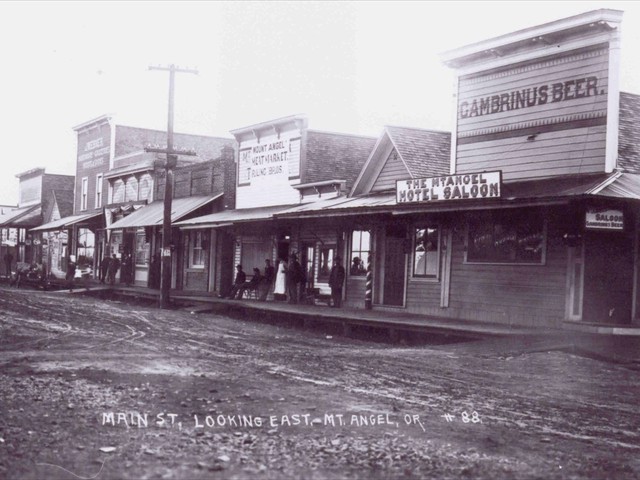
101 285 545 339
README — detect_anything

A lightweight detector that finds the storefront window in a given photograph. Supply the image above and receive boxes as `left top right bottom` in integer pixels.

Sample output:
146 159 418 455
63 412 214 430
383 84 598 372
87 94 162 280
317 245 335 283
350 230 370 276
413 227 439 278
77 228 95 271
189 231 205 268
467 213 545 264
135 232 149 266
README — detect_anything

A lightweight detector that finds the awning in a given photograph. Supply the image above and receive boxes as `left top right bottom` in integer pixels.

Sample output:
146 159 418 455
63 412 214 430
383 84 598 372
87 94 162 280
275 173 627 219
175 204 297 230
274 193 396 218
107 194 222 230
591 172 640 200
0 204 41 228
30 212 103 232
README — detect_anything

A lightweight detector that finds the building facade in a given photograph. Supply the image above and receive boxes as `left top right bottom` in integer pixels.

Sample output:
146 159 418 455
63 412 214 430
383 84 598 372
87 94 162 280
176 115 377 298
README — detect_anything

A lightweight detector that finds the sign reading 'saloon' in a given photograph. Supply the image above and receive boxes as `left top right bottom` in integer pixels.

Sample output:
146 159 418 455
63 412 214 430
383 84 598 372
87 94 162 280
396 171 501 204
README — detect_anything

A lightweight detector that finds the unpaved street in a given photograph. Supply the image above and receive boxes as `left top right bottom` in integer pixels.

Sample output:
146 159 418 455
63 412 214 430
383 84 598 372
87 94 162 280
1 287 639 479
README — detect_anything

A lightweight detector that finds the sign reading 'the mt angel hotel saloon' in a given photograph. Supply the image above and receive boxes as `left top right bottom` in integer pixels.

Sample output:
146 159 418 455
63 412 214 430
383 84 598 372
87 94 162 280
396 171 501 204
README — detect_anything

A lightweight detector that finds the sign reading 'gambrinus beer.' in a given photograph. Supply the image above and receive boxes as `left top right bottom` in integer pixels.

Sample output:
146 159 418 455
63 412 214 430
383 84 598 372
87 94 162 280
396 171 501 204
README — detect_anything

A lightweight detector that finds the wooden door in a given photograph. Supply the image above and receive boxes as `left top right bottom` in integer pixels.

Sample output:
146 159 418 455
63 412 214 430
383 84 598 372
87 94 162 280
582 232 633 324
383 226 406 306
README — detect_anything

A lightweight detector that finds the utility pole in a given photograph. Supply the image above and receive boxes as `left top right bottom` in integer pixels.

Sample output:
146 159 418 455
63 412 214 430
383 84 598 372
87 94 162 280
146 64 198 309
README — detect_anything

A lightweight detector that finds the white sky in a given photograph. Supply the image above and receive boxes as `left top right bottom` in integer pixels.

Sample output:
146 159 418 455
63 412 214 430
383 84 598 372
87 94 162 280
0 1 638 205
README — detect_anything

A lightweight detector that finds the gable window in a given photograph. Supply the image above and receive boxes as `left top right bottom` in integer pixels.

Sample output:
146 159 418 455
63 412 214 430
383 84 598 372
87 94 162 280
466 211 546 264
95 174 103 208
413 226 439 278
350 230 370 276
81 177 88 211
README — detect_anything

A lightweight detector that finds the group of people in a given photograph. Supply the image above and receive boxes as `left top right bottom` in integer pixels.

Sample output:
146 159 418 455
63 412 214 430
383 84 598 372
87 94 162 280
224 259 275 301
223 254 346 308
99 254 123 285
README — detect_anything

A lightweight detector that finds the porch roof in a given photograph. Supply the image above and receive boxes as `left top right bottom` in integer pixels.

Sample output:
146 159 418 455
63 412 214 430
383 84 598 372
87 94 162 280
30 212 103 232
175 204 297 229
275 173 637 219
0 204 41 228
107 194 221 229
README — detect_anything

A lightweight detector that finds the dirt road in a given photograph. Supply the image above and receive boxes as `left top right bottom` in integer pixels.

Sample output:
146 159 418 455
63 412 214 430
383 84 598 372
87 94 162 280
1 287 639 479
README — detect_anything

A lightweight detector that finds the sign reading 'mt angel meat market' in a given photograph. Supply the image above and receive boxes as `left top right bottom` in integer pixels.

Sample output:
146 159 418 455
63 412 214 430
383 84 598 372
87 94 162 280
396 171 501 204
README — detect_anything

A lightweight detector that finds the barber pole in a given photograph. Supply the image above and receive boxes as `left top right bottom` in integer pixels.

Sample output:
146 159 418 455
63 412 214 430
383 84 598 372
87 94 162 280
365 257 372 310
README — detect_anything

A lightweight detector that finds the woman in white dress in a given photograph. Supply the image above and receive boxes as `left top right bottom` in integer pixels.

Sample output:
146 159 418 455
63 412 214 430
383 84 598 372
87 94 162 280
273 257 287 301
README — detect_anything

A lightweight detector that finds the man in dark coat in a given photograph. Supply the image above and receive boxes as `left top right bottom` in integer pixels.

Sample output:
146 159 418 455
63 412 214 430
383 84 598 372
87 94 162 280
66 256 77 292
99 255 111 284
3 251 13 278
329 255 346 308
107 254 121 285
225 264 246 299
259 259 275 301
287 254 303 304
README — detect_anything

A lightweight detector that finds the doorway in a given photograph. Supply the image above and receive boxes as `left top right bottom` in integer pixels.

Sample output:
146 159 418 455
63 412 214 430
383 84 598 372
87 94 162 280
382 224 407 306
582 231 633 324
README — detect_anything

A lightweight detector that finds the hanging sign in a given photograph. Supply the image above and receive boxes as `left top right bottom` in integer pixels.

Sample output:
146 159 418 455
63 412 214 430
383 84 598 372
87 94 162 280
396 171 501 204
585 209 624 231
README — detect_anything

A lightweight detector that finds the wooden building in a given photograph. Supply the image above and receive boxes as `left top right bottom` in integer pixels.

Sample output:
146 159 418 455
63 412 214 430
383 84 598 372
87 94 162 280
33 115 236 287
175 115 377 298
181 9 640 333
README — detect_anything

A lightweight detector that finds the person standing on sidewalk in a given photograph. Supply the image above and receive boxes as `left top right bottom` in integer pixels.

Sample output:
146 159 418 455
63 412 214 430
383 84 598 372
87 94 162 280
66 255 77 292
273 257 287 301
259 258 275 301
99 255 111 284
107 254 120 285
329 255 345 308
287 253 303 304
3 251 13 279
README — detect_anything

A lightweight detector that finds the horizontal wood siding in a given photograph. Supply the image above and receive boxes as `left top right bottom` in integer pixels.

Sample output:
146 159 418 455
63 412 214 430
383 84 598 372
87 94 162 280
445 218 567 326
236 127 303 209
344 278 365 308
457 126 606 180
372 149 409 192
456 47 609 181
184 271 208 291
405 279 441 313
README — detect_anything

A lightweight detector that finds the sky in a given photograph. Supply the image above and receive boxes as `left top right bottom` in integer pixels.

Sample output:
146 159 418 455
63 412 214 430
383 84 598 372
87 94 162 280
0 1 639 205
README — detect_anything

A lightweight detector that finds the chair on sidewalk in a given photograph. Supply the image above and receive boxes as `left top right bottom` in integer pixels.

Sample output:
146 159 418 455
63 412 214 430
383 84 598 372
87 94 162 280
242 286 259 299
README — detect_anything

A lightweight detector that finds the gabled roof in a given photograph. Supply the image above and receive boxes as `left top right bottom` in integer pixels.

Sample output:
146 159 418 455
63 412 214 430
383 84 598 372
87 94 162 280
351 126 451 196
618 92 640 174
385 126 450 179
305 130 377 190
52 189 74 219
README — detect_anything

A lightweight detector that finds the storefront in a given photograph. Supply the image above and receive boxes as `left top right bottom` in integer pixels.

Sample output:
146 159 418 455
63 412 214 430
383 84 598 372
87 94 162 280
107 195 223 288
271 10 640 330
175 114 377 298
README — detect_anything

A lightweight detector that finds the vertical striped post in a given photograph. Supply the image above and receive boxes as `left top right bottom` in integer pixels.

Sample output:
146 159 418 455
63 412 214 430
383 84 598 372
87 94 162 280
364 254 373 310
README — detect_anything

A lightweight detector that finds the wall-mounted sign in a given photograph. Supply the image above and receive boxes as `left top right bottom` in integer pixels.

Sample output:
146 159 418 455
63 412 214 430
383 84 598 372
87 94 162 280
396 171 501 204
585 209 624 231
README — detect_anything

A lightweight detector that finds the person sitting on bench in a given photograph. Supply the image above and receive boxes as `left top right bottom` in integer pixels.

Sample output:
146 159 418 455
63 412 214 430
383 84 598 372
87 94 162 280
224 264 246 299
235 267 263 299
